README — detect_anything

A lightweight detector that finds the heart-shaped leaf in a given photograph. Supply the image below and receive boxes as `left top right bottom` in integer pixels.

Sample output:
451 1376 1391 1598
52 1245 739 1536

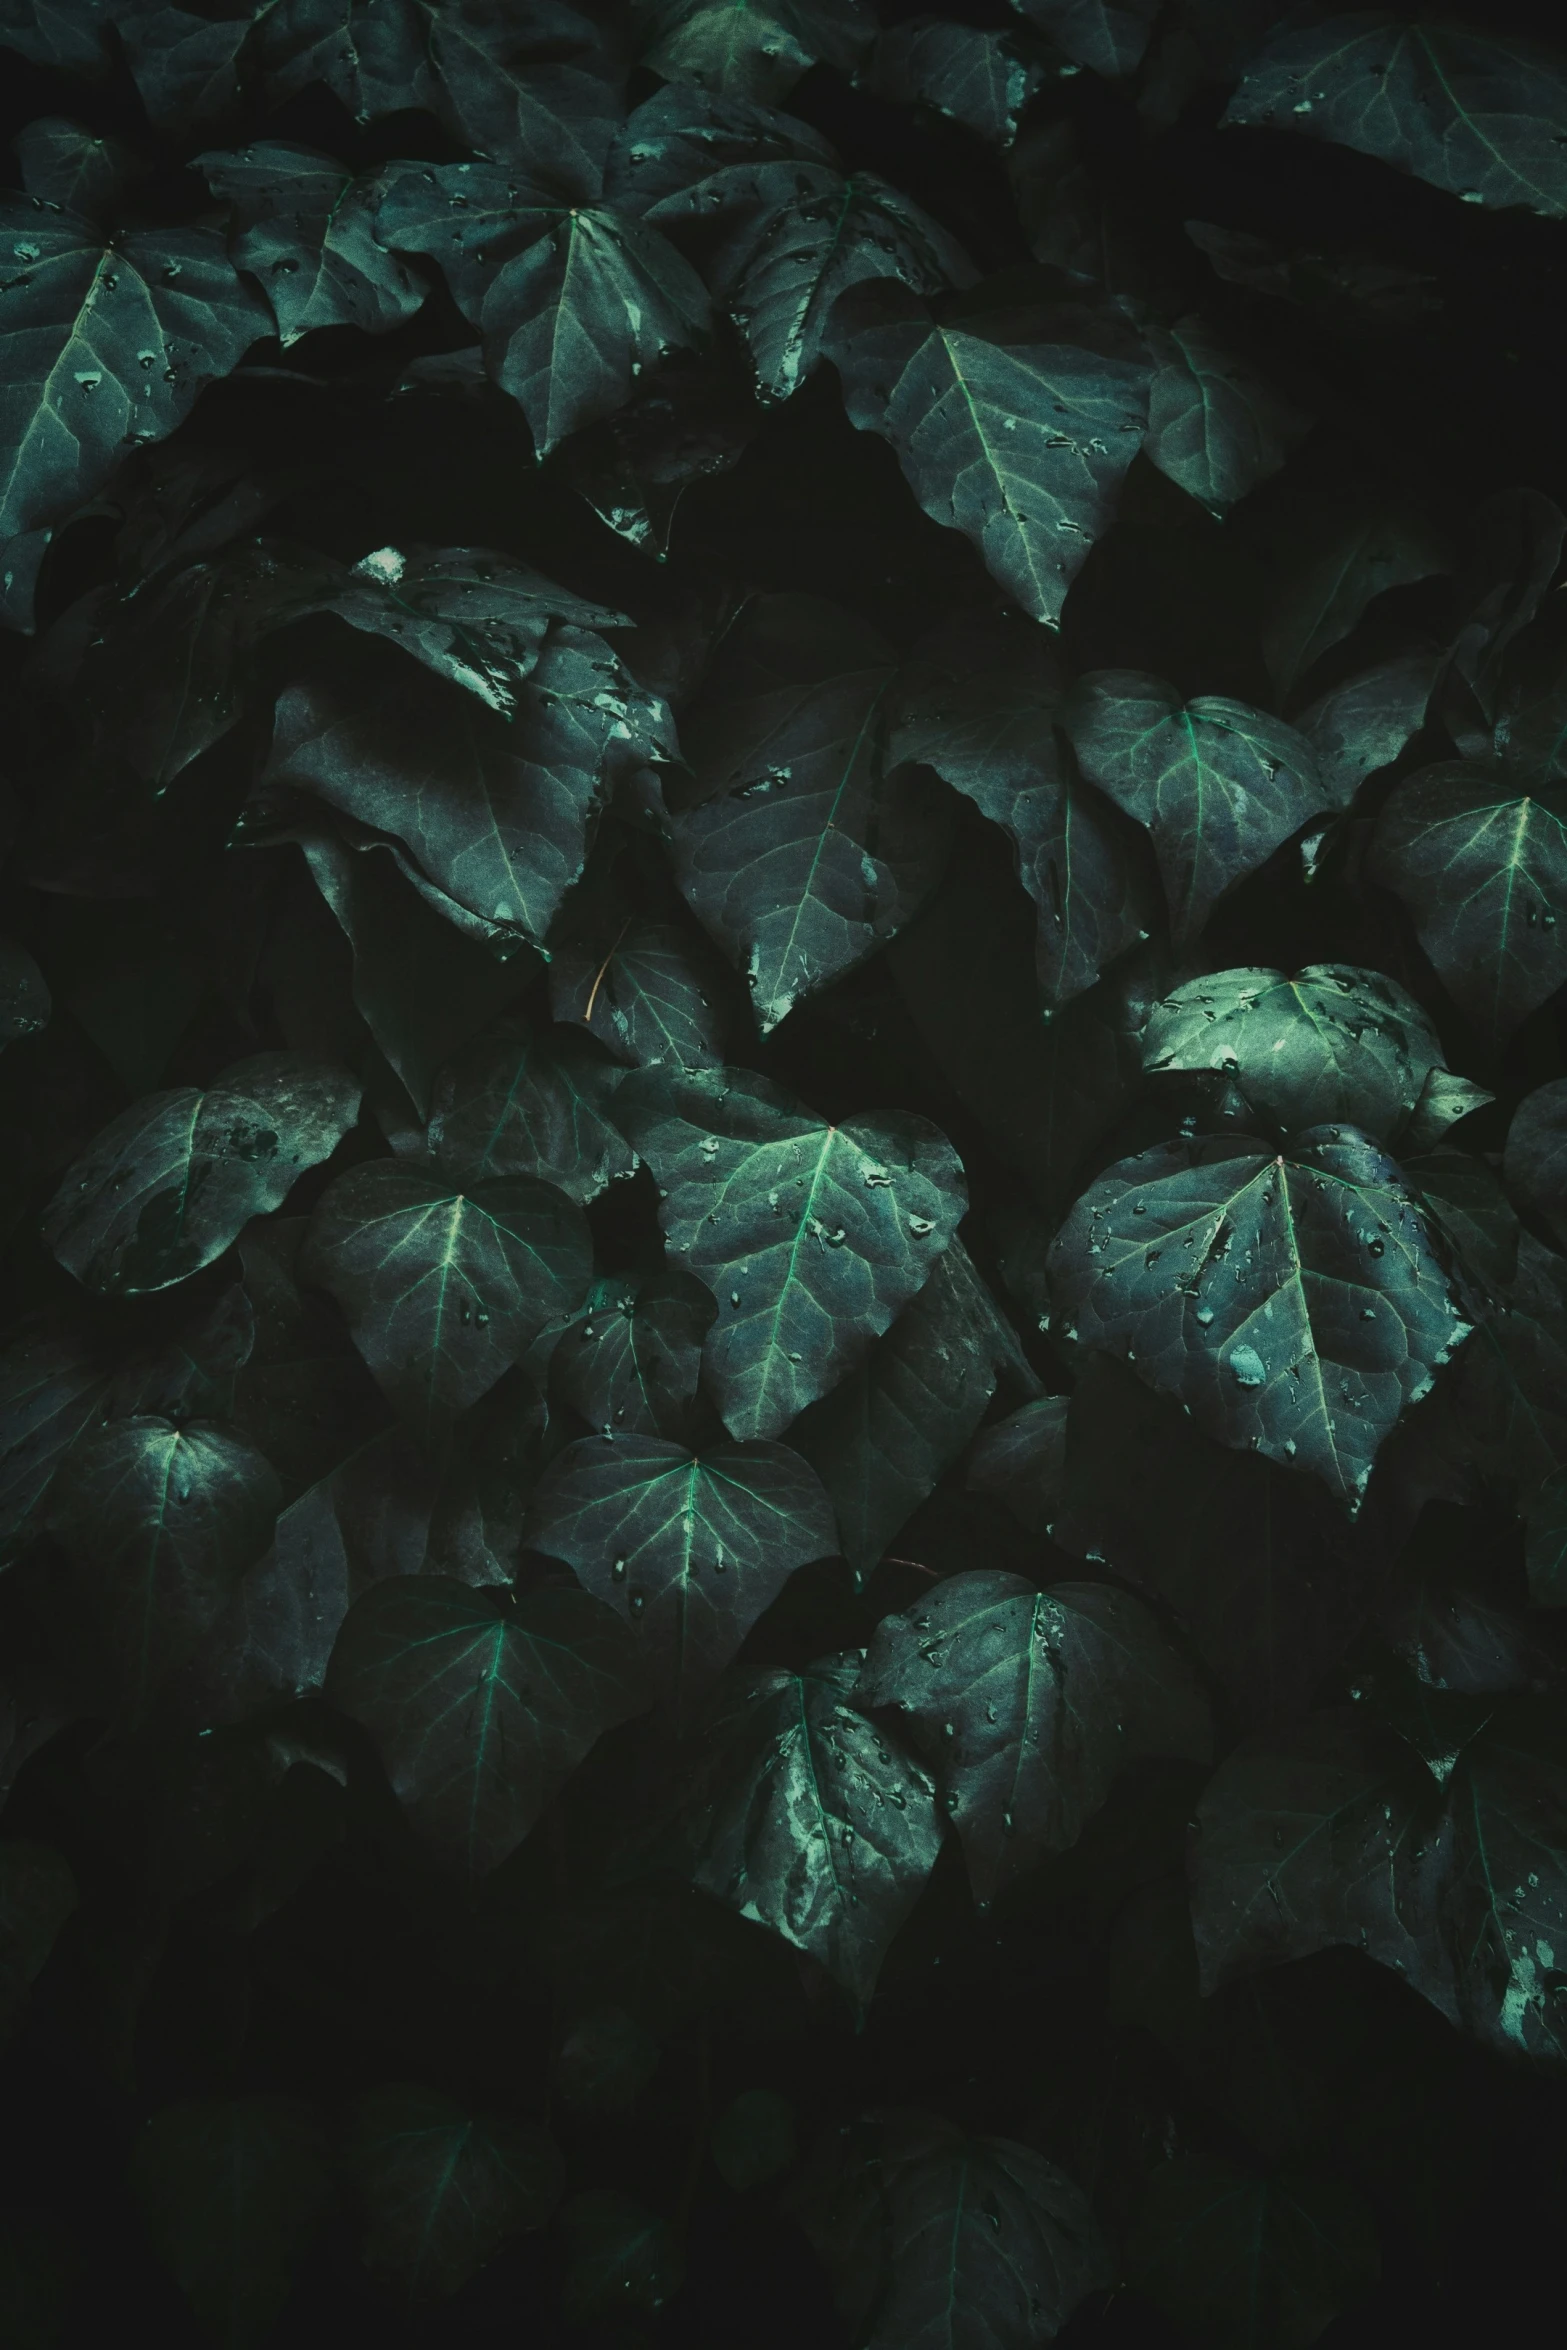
428 1017 634 1203
348 2084 563 2298
1128 2156 1380 2350
1505 1079 1567 1248
616 1064 966 1440
861 20 1045 146
636 0 876 105
1143 314 1311 513
550 1271 716 1439
198 144 425 345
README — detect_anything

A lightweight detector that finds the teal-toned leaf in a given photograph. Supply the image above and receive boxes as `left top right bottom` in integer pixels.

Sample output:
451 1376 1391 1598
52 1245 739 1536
549 911 733 1071
0 0 112 77
525 1431 836 1718
0 942 50 1048
789 2107 1111 2348
889 611 1153 1008
827 278 1149 626
1401 1068 1495 1156
966 1394 1069 1535
348 2084 562 2298
790 1240 1038 1580
1246 491 1454 699
1405 1148 1518 1294
1449 1234 1567 1504
326 1576 647 1873
1063 672 1330 945
634 0 875 105
1504 1077 1567 1248
560 2189 683 2323
42 1053 361 1297
49 1415 280 1723
307 541 628 718
1224 14 1567 220
1295 645 1441 805
617 1063 966 1441
1370 767 1567 1043
1128 2157 1380 2350
14 116 144 222
1048 1126 1472 1504
0 194 267 557
301 1159 592 1436
670 1651 943 2002
1141 964 1450 1141
199 143 425 345
859 1569 1209 1902
0 1842 78 2042
671 594 954 1031
1142 313 1311 512
1010 0 1158 80
428 1016 634 1204
131 2096 333 2350
550 1270 716 1440
861 20 1046 146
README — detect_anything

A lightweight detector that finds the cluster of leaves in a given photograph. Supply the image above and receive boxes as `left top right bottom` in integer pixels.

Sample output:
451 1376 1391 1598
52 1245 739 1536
3 1 1567 2345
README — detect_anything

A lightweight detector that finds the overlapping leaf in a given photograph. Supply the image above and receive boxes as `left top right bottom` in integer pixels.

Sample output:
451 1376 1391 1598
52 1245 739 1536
199 143 425 345
634 0 875 107
1142 313 1311 513
1505 1079 1567 1248
861 20 1046 147
348 2086 563 2297
427 1016 633 1204
550 1272 715 1440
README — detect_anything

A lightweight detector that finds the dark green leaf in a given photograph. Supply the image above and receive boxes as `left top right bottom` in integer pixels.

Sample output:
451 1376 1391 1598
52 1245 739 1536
1448 1235 1567 1504
524 1432 837 1718
1246 492 1453 699
1063 673 1330 946
1406 1148 1518 1294
42 1053 361 1297
790 1240 1038 1579
326 1576 647 1874
710 2089 795 2189
789 2107 1111 2348
861 20 1045 147
827 279 1149 627
554 2005 661 2113
49 1415 280 1722
1225 14 1567 219
1401 1069 1496 1156
1143 314 1311 513
130 2096 333 2350
670 593 954 1030
1295 645 1442 806
0 941 50 1047
549 1270 715 1439
0 196 266 567
667 1651 942 2002
109 1280 256 1424
616 1063 966 1441
548 911 732 1070
1526 1468 1567 1608
1128 2157 1380 2350
861 1568 1208 1903
635 0 875 105
231 1214 390 1500
560 2189 682 2323
0 1842 78 2041
0 1316 110 1554
199 145 425 346
0 0 112 77
1505 1078 1567 1249
349 2084 562 2298
1370 767 1567 1043
1141 964 1450 1141
428 1016 634 1204
966 1394 1069 1535
889 611 1153 1008
15 116 144 222
1048 1126 1472 1504
301 1159 592 1437
1011 0 1158 80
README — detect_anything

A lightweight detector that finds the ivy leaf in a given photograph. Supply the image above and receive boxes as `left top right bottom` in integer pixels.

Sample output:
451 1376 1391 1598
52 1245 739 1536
666 1651 942 2002
49 1416 280 1724
348 2085 563 2298
860 20 1046 147
1245 492 1454 699
1224 14 1567 220
1504 1079 1567 1249
0 1316 111 1556
634 0 875 106
550 1271 716 1441
326 1577 647 1874
304 543 628 720
1448 1235 1567 1505
560 2189 683 2324
1011 0 1158 79
0 1842 78 2043
788 2107 1111 2347
524 1433 838 1718
0 192 267 569
1370 768 1567 1043
859 1569 1209 1903
548 912 732 1071
427 1016 634 1205
1143 314 1311 513
670 594 955 1031
261 631 670 951
1062 673 1331 946
1294 645 1442 805
1128 2156 1381 2350
1047 1126 1472 1505
131 2097 333 2350
616 1063 966 1442
301 1160 592 1438
42 1053 361 1298
966 1395 1069 1536
889 612 1154 1009
14 116 146 222
198 144 425 346
1140 964 1451 1142
826 278 1150 627
790 1240 1039 1581
1404 1148 1516 1293
0 0 113 78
